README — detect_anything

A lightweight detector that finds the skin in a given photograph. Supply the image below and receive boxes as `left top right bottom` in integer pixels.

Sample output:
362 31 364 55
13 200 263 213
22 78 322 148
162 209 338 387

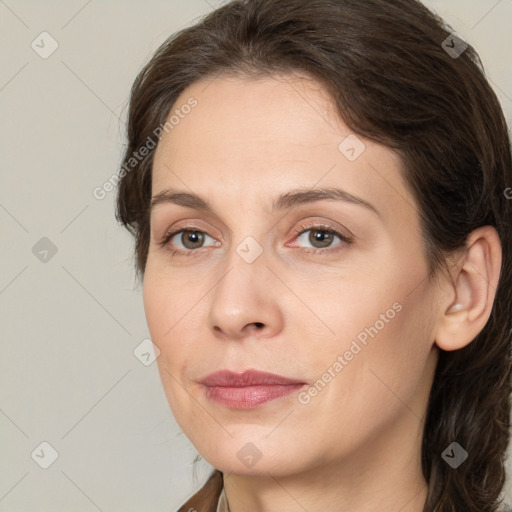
143 72 502 512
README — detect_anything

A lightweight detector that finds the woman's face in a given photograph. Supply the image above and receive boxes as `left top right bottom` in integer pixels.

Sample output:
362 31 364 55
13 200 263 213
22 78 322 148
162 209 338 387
143 73 440 477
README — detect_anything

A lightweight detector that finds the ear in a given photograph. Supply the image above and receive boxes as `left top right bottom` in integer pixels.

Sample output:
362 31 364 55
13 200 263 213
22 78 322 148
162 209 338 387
434 226 502 351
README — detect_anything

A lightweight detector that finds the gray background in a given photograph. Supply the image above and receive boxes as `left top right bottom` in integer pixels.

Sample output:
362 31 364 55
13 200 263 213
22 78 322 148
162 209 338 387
1 1 511 510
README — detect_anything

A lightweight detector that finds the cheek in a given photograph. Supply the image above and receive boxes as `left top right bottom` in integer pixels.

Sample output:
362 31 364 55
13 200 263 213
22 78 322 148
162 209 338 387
143 267 185 369
143 268 203 421
310 258 433 393
143 265 206 372
319 280 434 422
143 262 193 339
142 272 168 344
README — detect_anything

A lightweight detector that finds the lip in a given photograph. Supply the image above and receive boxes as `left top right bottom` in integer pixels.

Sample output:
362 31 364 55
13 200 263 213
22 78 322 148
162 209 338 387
200 369 306 387
200 369 307 409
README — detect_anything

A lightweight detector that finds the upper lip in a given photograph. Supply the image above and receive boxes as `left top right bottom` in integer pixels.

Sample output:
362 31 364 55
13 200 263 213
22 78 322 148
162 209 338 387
200 369 306 387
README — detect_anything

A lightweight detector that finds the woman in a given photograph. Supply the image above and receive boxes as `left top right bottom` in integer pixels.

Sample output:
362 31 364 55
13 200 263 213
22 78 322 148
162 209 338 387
115 0 512 510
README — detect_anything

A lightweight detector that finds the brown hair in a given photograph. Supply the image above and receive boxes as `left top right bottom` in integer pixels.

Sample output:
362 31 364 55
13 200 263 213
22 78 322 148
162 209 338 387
115 0 512 509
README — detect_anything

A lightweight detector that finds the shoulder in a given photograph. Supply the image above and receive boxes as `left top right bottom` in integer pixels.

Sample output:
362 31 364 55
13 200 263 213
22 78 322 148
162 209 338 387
499 503 512 512
176 469 223 512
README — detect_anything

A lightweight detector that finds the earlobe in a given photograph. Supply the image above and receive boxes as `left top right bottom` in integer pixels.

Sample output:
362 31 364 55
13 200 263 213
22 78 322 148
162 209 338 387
434 226 502 352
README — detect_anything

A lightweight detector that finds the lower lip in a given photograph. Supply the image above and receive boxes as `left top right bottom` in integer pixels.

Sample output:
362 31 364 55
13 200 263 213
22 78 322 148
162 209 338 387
203 384 305 409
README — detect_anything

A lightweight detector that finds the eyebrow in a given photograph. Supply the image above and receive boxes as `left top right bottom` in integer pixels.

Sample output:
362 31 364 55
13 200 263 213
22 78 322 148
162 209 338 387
150 186 380 217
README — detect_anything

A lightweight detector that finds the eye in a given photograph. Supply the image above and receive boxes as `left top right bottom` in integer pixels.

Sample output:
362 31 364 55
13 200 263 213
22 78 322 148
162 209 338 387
289 224 353 254
158 228 217 256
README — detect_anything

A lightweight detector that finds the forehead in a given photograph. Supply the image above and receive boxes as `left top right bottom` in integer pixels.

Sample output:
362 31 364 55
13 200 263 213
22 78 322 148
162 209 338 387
154 73 347 172
151 74 413 226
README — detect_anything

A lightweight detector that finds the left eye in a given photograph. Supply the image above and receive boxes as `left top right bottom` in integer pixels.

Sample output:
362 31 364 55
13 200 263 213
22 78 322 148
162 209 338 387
292 227 351 251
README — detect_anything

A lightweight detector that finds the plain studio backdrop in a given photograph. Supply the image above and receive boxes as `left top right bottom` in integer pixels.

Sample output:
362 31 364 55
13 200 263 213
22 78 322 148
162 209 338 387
0 0 511 510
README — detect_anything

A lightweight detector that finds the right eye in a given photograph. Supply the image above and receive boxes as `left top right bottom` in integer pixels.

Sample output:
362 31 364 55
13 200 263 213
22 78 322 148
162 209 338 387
159 228 218 255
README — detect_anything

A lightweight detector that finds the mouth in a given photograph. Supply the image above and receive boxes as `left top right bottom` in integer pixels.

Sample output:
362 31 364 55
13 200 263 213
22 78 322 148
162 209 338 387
199 369 307 409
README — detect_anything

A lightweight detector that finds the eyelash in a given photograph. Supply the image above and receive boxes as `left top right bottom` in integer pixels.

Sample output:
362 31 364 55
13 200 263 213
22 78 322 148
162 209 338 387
158 222 353 258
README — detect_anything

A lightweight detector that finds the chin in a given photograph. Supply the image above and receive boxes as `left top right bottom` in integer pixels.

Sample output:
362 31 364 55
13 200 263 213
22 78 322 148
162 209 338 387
200 439 312 478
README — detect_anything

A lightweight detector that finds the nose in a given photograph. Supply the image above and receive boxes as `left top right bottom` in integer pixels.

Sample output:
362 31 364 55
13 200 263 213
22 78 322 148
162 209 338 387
207 247 284 341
